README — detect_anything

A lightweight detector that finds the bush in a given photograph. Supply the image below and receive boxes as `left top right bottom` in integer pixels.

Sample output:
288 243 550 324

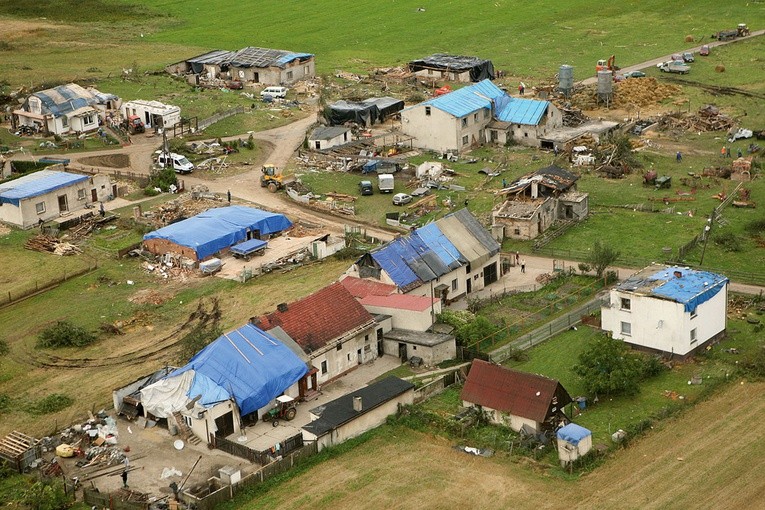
740 346 765 379
25 394 74 415
713 231 742 252
37 321 96 348
744 218 765 237
143 186 160 196
578 263 591 274
147 166 178 192
0 338 8 356
0 393 10 413
574 335 650 397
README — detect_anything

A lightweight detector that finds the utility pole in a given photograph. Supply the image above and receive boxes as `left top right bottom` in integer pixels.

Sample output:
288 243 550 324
699 213 714 266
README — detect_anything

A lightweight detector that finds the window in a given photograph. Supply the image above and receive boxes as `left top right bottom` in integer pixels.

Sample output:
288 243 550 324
620 322 631 336
620 298 631 311
484 109 490 119
377 328 383 341
321 360 328 374
473 113 478 122
427 69 434 75
286 71 293 80
690 309 697 319
77 189 86 200
35 202 46 214
183 415 192 427
304 65 310 74
364 334 369 343
83 115 95 126
336 343 342 351
514 228 521 235
465 263 471 274
347 353 351 361
451 279 458 291
462 135 469 146
412 345 417 351
425 106 431 116
62 116 68 127
461 118 468 128
690 328 697 344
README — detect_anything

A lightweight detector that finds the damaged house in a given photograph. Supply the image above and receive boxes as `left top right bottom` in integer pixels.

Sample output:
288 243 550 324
327 97 405 127
408 54 495 83
12 83 120 136
492 165 588 241
400 80 562 153
346 208 500 302
166 47 315 86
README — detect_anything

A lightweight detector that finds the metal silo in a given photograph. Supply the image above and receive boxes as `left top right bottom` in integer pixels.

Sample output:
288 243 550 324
558 65 574 96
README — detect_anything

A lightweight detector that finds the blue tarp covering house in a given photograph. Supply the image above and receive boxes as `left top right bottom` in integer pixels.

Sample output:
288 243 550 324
617 265 729 313
144 324 308 417
417 79 505 118
143 206 292 260
495 96 550 125
556 423 592 446
0 170 88 206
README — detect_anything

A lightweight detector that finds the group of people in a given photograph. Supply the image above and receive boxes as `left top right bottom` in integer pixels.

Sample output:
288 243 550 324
720 146 743 158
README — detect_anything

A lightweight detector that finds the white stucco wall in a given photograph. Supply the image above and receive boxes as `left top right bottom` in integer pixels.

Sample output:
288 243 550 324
462 402 540 433
311 328 377 385
402 104 491 153
188 400 240 442
360 303 438 331
601 283 728 356
557 434 592 463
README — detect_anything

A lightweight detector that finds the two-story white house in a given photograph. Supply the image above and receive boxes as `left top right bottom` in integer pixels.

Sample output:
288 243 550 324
601 265 729 358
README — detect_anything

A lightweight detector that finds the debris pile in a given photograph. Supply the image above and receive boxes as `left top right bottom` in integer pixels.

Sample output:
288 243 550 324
614 77 681 107
24 234 82 255
141 194 221 228
657 105 735 133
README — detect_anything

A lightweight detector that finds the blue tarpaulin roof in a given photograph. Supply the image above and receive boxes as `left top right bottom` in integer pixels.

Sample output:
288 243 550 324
143 206 292 260
171 323 308 416
556 423 591 445
0 170 88 206
495 96 549 125
417 79 505 118
618 265 729 313
415 223 465 269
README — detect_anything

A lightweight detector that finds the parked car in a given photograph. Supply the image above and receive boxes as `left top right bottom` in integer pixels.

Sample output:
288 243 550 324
700 45 710 56
260 86 288 99
671 54 684 62
392 193 412 205
359 180 374 196
682 52 695 63
623 70 646 79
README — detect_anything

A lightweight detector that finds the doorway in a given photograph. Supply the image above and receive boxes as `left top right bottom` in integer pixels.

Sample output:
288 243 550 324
483 262 498 286
91 189 98 202
57 195 68 213
214 411 235 438
398 343 408 362
357 348 363 365
466 278 472 294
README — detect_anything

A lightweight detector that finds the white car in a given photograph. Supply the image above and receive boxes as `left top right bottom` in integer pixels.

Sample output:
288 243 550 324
155 151 194 174
260 86 288 99
393 193 412 205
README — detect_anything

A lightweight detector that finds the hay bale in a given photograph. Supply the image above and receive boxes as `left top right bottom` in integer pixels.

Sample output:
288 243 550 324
715 65 726 73
684 35 694 42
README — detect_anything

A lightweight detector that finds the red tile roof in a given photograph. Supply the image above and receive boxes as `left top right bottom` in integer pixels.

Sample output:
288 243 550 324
257 282 375 353
460 359 571 423
359 293 439 312
340 276 397 299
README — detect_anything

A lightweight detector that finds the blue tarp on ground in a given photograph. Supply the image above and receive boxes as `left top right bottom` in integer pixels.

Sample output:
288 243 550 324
143 206 291 260
645 266 729 313
0 170 88 206
556 423 591 445
230 238 267 256
171 323 308 416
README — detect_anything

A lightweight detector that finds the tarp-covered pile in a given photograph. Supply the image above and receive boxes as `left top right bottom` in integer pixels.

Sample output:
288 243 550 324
140 324 308 418
328 97 404 126
409 54 495 82
143 206 292 260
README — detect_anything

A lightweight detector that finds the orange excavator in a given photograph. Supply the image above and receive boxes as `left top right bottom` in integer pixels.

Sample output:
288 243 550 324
595 55 619 75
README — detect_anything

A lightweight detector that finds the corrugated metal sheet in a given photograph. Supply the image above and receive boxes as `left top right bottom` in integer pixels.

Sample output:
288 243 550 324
187 49 236 65
420 79 505 118
229 47 313 69
495 96 549 125
31 84 104 118
461 360 571 423
435 209 499 268
0 170 88 206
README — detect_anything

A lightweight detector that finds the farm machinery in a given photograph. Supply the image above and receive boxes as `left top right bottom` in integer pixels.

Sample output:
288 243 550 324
260 163 284 192
595 55 619 78
262 395 297 426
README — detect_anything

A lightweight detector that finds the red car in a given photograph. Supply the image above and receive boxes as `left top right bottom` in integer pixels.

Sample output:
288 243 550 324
700 45 710 56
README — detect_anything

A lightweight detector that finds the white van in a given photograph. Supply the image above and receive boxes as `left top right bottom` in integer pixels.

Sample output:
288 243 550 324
156 152 194 174
378 173 394 193
260 86 288 99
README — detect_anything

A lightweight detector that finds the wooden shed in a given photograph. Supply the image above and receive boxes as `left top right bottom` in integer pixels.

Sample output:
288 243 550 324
0 431 41 472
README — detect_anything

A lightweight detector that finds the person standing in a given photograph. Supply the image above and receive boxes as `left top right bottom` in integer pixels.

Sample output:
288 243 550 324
721 146 726 158
515 251 520 266
676 151 682 163
726 146 731 158
99 202 105 217
518 82 525 95
737 147 743 158
520 259 526 273
121 469 128 488
227 190 231 204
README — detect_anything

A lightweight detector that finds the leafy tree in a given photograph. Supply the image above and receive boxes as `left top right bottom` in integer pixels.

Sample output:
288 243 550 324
21 480 71 510
37 321 96 348
455 316 503 348
589 240 620 278
574 335 646 397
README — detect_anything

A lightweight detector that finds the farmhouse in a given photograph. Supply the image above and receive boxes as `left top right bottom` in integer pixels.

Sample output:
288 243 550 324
166 47 315 86
346 208 501 301
254 282 379 385
492 165 589 240
461 360 572 434
601 265 729 358
327 97 405 127
308 126 352 150
115 323 308 443
142 206 292 262
0 170 112 229
408 54 495 83
302 376 414 451
120 100 181 130
400 80 562 153
12 83 119 136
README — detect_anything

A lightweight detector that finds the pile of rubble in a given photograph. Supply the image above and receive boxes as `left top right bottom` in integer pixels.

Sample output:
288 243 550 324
24 234 82 255
141 194 222 228
657 105 735 133
614 77 681 107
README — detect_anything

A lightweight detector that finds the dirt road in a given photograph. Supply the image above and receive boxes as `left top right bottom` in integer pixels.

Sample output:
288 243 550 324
579 29 765 85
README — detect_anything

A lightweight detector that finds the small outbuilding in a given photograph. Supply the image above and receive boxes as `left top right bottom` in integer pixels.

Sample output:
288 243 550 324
142 206 292 262
556 423 593 466
302 376 415 451
461 359 572 434
308 126 352 150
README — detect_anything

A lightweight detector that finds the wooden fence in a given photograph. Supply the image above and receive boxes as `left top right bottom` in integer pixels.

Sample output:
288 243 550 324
210 432 305 466
0 264 98 308
197 107 246 131
414 371 458 403
83 488 149 510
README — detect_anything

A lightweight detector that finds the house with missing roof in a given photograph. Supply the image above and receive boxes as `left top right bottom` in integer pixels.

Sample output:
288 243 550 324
461 360 572 434
408 54 495 83
12 83 120 136
340 276 456 365
400 80 562 153
142 206 292 262
308 126 352 150
302 376 415 451
254 282 380 386
166 47 315 86
601 265 729 358
114 323 308 443
346 209 501 303
492 165 589 240
0 170 113 229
